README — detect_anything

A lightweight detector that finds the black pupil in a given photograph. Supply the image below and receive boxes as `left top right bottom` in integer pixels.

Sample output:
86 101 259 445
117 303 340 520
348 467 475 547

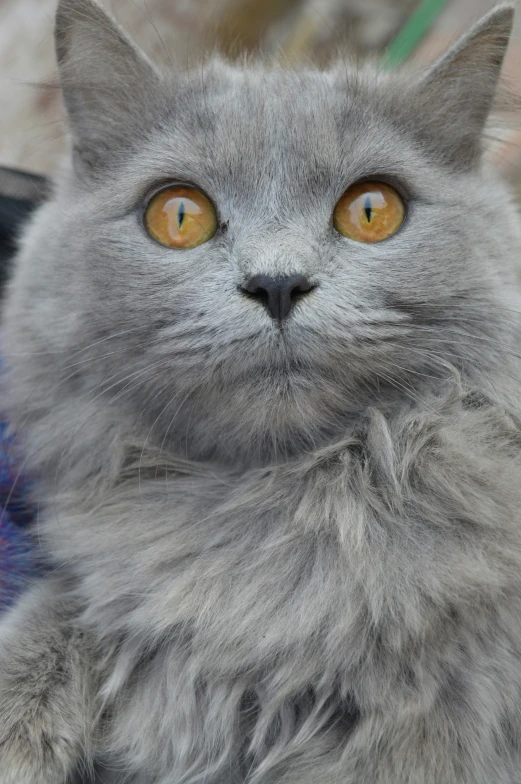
178 201 185 228
364 196 372 223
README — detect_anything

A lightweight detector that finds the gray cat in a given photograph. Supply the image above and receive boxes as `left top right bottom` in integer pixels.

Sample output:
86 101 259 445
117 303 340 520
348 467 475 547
2 0 521 782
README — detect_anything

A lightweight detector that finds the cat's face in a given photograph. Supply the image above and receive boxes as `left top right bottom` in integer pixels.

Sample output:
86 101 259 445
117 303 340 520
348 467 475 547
4 1 520 464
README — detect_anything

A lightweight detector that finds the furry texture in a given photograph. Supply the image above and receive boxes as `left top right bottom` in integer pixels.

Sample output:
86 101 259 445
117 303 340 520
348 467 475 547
2 2 521 782
0 0 417 176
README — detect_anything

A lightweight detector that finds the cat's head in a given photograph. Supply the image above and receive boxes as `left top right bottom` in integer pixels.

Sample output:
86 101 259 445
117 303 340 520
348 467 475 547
3 0 521 467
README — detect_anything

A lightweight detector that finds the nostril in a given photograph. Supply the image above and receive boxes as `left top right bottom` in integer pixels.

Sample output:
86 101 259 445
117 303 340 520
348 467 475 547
289 276 314 300
241 274 316 322
242 276 270 298
246 282 270 301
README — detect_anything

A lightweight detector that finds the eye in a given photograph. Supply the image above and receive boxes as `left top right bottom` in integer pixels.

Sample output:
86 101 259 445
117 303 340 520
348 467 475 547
144 185 218 249
333 181 405 243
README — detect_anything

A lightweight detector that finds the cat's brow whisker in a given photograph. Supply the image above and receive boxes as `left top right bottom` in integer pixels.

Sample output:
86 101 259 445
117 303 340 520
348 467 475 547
139 0 175 71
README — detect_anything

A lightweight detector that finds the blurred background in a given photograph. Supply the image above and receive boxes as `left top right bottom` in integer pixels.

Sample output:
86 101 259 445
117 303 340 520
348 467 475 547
0 0 520 187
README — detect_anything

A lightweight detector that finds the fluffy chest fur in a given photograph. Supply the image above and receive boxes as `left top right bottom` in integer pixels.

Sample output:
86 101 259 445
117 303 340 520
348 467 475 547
40 395 521 782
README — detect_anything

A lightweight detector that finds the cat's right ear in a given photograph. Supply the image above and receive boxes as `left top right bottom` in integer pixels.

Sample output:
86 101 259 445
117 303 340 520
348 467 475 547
55 0 161 177
410 4 514 170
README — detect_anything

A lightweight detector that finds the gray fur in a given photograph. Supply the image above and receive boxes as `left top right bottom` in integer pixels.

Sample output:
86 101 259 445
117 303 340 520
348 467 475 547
1 2 521 782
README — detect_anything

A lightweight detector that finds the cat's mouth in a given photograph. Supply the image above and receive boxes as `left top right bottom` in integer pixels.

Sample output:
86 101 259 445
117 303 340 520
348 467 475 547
224 354 313 381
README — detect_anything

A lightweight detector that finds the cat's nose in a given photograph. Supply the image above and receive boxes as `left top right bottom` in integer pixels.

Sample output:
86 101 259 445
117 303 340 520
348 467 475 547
241 274 315 322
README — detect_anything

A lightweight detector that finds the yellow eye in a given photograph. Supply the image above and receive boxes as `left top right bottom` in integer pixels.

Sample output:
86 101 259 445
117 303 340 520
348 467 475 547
333 181 405 243
144 185 218 249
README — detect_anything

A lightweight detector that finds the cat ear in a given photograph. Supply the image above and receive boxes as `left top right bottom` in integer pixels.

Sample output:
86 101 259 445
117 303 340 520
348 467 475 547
412 4 514 169
55 0 161 176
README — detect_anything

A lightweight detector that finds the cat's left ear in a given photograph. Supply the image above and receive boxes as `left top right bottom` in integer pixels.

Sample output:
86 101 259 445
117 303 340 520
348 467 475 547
411 4 514 169
55 0 161 178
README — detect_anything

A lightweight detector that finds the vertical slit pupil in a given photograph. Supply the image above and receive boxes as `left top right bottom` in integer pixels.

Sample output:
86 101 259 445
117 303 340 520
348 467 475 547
178 201 186 228
364 196 372 223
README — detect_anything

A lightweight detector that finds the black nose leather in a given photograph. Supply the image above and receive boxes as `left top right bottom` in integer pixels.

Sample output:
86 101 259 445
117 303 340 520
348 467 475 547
242 274 314 322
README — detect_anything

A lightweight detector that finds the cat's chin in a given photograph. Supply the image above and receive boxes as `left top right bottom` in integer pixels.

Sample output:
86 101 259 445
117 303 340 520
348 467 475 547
133 374 432 468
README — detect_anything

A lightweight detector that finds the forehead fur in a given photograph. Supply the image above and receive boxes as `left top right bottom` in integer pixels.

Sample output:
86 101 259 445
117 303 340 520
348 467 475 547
137 63 415 197
53 0 514 182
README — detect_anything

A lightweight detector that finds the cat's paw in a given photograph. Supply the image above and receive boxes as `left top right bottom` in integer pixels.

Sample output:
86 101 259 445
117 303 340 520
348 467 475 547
0 713 76 784
0 581 94 784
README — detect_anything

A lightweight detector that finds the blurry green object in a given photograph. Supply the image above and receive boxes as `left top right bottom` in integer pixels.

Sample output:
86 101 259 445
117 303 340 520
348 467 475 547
383 0 450 68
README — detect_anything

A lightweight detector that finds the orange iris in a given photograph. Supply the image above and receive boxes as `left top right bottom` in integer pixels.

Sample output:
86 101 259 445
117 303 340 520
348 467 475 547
144 185 217 249
333 182 405 243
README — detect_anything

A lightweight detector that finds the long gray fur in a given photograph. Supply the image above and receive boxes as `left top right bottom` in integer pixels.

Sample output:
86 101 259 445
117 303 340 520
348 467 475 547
1 1 521 782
